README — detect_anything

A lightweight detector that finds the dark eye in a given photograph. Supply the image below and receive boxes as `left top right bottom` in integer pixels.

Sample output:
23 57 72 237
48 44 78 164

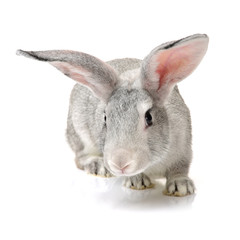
145 110 153 127
104 112 107 123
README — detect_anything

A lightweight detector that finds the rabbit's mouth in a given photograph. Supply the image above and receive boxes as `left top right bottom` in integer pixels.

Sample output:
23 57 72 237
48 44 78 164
107 163 146 177
104 151 149 177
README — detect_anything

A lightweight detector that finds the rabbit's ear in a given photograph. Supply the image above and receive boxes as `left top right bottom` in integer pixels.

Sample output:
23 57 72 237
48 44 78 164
17 50 119 102
141 34 209 104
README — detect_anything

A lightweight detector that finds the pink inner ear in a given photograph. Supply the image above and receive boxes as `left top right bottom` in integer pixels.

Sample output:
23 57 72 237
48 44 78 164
156 42 201 90
51 62 94 88
50 61 108 100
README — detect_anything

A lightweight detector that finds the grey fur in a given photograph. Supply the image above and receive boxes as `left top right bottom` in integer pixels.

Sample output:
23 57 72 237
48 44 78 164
17 34 209 197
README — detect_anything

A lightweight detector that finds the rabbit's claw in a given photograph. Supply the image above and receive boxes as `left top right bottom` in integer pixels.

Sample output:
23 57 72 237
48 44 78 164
84 158 113 178
164 176 195 197
123 173 154 190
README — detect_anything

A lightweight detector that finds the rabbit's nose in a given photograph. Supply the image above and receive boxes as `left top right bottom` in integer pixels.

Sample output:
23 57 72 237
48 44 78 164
108 160 133 174
107 148 136 175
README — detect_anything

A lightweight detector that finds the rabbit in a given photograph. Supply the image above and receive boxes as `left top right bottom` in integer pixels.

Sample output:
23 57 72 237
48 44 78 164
17 33 209 197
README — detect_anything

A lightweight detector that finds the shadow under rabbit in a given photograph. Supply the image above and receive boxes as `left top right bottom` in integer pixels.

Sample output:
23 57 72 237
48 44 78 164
71 170 195 211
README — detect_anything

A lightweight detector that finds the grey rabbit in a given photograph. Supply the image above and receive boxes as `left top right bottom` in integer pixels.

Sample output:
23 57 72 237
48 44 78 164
17 34 209 197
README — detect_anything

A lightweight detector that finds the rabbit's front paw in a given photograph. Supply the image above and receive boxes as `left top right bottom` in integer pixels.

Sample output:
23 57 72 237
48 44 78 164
123 173 154 190
164 176 195 197
84 158 113 178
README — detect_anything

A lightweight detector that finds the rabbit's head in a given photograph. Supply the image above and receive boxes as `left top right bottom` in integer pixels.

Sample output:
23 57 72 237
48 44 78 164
17 34 208 176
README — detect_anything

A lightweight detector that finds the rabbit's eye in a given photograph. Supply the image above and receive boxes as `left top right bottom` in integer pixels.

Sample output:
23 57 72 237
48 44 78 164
104 111 107 123
145 110 153 127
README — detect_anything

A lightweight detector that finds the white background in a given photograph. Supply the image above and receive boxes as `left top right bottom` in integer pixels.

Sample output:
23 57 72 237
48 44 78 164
1 0 240 239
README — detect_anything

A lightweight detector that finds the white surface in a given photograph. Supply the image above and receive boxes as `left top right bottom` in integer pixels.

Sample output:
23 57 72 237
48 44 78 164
1 0 240 239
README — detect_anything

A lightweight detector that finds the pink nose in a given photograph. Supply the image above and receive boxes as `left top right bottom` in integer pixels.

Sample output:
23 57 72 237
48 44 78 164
108 160 133 175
